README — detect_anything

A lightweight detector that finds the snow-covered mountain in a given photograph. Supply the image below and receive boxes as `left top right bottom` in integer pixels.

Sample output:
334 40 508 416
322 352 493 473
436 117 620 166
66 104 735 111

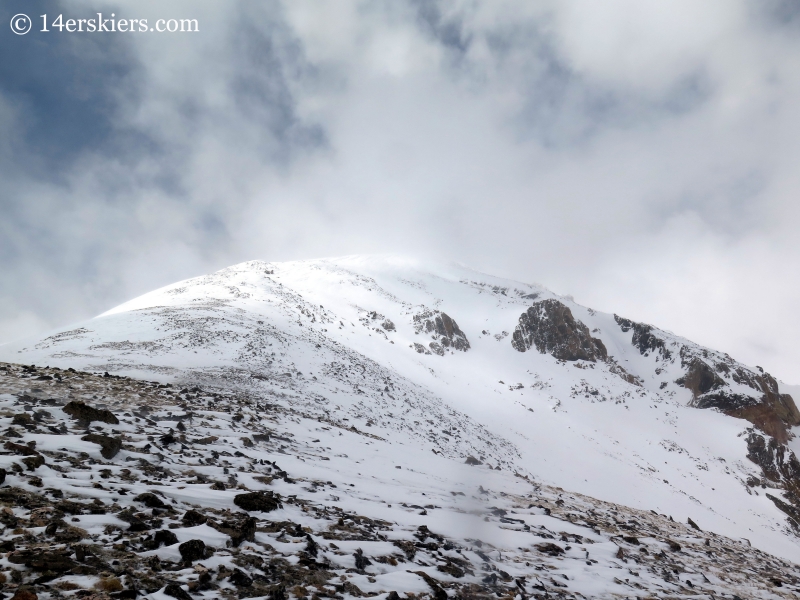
1 255 799 598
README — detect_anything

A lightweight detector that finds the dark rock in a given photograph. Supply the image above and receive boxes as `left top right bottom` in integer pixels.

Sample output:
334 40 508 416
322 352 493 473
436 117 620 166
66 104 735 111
9 549 77 572
511 299 607 361
534 542 565 556
12 413 34 427
465 456 482 466
213 515 257 547
229 568 253 587
163 583 192 600
687 517 701 531
766 493 800 524
10 588 38 600
354 548 372 571
182 509 207 526
677 358 726 399
614 315 672 360
154 529 179 547
234 490 281 513
134 492 166 508
0 468 5 484
4 441 39 456
44 521 60 536
63 401 119 425
178 539 207 563
411 571 447 600
21 455 45 471
81 434 122 459
209 481 226 490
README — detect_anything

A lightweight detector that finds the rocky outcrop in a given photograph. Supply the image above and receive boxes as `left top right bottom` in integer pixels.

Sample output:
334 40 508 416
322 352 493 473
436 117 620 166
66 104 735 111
412 310 470 354
677 358 727 399
613 314 800 443
613 315 672 360
745 430 800 529
674 348 800 442
511 299 607 362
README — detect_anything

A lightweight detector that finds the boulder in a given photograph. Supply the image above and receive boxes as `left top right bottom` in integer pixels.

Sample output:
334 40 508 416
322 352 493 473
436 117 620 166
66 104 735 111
234 490 282 513
81 434 122 459
63 401 119 425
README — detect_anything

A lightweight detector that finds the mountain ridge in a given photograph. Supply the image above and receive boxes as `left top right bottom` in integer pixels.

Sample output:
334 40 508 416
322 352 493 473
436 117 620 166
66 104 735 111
1 254 800 577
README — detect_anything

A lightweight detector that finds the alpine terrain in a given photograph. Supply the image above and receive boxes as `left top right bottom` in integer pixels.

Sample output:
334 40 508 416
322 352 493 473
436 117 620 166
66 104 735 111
0 255 798 599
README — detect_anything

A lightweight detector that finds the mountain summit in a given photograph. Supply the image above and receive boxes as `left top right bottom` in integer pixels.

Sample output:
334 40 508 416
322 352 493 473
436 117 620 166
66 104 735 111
1 255 799 597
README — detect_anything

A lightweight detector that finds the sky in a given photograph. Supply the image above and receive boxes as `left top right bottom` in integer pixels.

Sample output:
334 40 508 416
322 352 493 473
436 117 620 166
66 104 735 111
1 0 800 383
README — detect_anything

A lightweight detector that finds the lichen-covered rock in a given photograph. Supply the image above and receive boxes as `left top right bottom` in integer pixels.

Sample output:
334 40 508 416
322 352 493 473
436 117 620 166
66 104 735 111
511 300 607 362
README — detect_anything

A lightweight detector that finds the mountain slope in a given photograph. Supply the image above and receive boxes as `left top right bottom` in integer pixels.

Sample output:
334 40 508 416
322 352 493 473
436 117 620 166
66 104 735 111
1 255 799 579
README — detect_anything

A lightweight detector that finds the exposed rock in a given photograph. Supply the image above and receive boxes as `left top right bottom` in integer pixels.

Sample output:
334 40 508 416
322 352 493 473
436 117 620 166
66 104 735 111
213 515 257 547
63 401 119 425
675 348 800 442
234 490 282 513
230 568 254 587
677 358 727 399
534 542 565 556
154 529 179 547
4 441 39 456
81 434 122 459
354 548 372 571
614 315 672 360
21 455 45 471
10 588 37 600
413 310 470 352
182 509 207 526
134 492 166 508
178 539 207 563
512 299 607 362
164 583 193 600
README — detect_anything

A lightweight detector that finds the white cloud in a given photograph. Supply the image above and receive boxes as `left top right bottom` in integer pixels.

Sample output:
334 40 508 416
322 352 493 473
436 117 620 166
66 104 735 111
3 0 800 383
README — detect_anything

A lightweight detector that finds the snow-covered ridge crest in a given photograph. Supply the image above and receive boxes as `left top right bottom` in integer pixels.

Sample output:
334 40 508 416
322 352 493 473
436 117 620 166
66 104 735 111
2 254 800 567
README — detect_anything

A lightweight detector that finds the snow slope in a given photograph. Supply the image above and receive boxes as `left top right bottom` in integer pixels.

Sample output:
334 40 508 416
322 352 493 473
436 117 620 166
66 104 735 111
2 254 798 568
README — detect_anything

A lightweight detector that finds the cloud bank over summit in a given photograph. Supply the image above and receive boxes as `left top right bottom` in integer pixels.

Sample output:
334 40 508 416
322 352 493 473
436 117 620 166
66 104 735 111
2 0 800 382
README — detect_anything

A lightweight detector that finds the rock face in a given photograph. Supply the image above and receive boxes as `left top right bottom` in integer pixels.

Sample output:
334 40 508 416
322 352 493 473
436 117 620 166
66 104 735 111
511 299 607 362
682 357 800 442
614 314 800 443
746 430 800 529
412 310 470 355
614 315 672 360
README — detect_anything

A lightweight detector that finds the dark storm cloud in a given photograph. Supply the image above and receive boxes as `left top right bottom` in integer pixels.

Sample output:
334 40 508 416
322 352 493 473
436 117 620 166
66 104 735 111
0 1 143 179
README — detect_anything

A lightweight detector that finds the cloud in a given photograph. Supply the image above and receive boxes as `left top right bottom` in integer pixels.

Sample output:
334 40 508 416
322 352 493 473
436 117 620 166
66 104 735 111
1 0 800 382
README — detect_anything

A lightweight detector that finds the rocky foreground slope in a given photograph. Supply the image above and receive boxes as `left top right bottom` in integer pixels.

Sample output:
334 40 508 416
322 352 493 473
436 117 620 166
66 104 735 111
0 363 798 600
